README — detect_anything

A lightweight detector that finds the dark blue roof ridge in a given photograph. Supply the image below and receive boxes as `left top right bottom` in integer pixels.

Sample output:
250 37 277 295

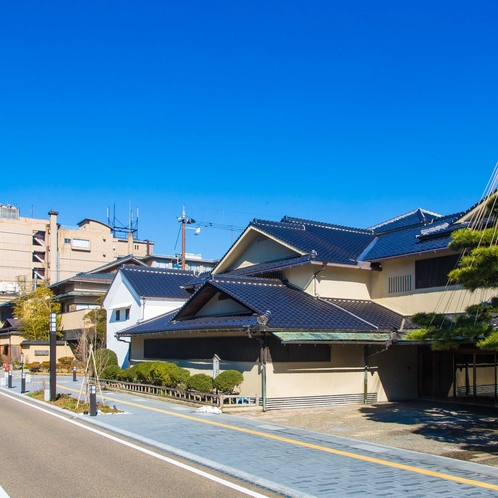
121 265 195 275
281 216 374 235
209 275 284 286
368 208 443 231
251 219 306 231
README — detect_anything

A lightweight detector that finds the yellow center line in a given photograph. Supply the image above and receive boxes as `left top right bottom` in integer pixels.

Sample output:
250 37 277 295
58 384 498 491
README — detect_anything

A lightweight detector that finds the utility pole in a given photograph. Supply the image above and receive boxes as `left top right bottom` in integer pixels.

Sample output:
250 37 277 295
177 206 196 270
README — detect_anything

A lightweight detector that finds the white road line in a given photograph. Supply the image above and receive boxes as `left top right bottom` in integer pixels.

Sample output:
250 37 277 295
0 391 268 498
0 486 10 498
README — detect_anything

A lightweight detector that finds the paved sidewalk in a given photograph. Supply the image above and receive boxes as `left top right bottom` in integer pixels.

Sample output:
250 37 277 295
3 373 498 498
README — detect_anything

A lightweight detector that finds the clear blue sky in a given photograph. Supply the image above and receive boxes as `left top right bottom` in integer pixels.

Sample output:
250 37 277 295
2 1 498 260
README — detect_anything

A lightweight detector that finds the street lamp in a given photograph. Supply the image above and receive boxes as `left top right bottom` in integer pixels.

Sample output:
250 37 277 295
50 312 57 401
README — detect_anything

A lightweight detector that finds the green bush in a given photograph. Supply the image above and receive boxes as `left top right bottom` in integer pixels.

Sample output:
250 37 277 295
149 363 172 386
58 356 73 365
28 362 41 372
214 370 244 394
100 364 122 380
117 366 139 382
187 373 213 393
168 365 190 389
133 362 155 383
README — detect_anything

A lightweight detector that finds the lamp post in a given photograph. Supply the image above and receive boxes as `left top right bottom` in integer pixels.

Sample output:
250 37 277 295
20 353 25 393
49 312 57 401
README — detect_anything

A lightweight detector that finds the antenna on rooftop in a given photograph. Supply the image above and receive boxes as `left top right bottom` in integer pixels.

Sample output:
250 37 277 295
107 203 139 239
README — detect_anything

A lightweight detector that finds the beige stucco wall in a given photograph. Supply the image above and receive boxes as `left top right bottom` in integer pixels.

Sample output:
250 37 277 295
265 344 417 402
0 216 48 292
216 230 299 273
284 264 372 300
21 343 73 365
0 211 153 291
129 337 418 403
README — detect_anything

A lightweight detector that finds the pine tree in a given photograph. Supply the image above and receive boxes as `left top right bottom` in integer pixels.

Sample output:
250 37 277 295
410 194 498 350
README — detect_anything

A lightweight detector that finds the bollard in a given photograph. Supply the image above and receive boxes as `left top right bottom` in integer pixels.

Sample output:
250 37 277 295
89 384 97 416
21 372 26 393
73 366 77 382
8 369 12 389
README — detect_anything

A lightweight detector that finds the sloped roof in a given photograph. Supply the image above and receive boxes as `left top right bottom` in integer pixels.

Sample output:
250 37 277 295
119 276 411 337
368 208 444 234
0 318 18 332
250 218 376 265
362 213 465 261
223 255 313 277
120 265 194 299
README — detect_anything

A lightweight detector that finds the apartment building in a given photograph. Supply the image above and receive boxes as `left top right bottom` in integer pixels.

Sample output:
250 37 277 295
0 204 154 302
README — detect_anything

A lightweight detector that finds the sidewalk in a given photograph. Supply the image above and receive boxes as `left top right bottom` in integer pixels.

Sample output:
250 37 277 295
3 372 498 497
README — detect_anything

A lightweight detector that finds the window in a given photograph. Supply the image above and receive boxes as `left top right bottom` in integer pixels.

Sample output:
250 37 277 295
72 238 91 251
415 254 460 289
134 244 139 250
64 238 71 244
388 274 412 294
115 308 130 321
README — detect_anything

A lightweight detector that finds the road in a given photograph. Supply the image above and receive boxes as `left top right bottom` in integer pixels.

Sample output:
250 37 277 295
0 393 275 498
3 375 498 497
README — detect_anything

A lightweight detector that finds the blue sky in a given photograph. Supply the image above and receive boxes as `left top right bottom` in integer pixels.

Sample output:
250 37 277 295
2 1 498 260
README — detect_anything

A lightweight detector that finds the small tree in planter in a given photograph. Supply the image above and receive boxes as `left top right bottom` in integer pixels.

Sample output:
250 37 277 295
214 370 244 394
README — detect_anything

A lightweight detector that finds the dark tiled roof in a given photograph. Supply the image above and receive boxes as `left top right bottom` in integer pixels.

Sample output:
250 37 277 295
368 208 443 234
250 218 376 265
224 255 313 277
0 318 18 332
120 265 194 299
363 214 464 261
323 299 416 330
120 276 409 336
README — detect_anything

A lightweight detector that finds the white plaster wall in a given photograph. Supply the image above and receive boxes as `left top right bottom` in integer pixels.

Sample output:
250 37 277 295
104 272 140 368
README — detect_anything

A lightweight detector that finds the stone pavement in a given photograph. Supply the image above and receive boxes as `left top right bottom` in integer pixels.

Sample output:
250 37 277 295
3 372 498 498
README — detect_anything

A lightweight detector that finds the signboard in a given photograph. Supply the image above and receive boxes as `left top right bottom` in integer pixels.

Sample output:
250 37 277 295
34 350 49 356
212 354 220 378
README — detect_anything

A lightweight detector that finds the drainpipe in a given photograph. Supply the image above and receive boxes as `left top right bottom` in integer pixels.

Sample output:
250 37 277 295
246 326 268 412
313 262 327 297
260 333 267 412
364 345 370 404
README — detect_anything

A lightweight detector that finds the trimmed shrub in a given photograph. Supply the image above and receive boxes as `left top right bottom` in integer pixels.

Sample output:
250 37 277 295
133 362 155 383
149 363 172 386
214 370 244 394
58 356 73 365
187 373 213 393
117 366 139 382
168 365 190 389
100 364 122 380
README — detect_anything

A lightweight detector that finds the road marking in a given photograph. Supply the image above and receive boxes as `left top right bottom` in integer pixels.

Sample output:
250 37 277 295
0 391 268 498
0 486 10 498
58 384 498 492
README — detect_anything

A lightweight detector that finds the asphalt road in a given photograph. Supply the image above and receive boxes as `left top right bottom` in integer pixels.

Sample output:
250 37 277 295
0 394 275 498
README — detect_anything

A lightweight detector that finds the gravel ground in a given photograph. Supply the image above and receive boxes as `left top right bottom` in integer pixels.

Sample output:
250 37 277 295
240 400 498 467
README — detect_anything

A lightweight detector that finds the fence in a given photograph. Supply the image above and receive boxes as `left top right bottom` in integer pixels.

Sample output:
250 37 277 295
97 378 259 408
